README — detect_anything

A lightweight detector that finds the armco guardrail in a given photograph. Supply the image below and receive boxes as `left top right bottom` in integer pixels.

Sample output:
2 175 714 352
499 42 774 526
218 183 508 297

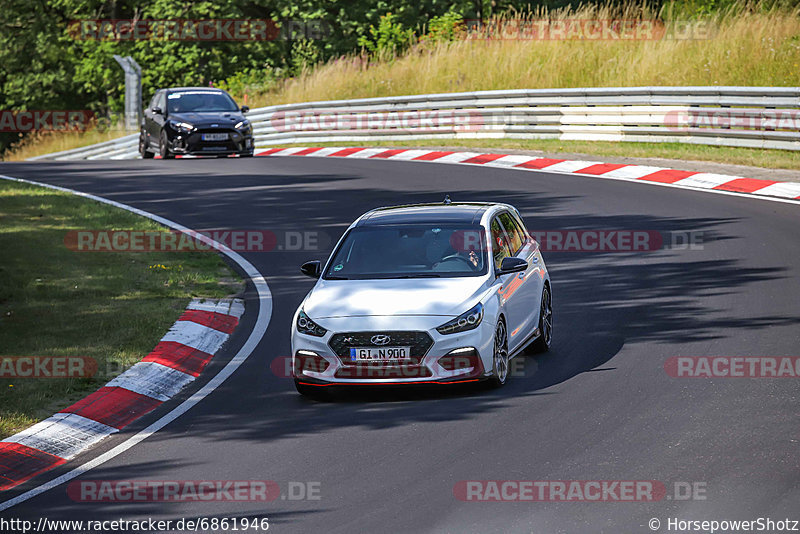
30 87 800 160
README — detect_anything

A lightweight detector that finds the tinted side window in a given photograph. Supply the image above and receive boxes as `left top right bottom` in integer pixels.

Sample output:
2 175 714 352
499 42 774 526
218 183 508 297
490 218 511 271
156 92 166 110
149 92 160 109
498 212 524 254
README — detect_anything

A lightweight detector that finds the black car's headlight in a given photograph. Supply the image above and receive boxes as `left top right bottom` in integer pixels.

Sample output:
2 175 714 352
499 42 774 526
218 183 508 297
436 303 484 335
168 120 194 133
297 309 327 337
235 120 252 136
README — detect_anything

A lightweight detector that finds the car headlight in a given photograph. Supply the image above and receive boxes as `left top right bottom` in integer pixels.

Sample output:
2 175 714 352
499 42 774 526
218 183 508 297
436 303 484 335
297 309 327 337
235 120 252 135
168 120 194 133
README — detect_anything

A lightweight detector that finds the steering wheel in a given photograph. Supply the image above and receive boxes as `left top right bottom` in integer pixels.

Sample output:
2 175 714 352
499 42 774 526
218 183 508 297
437 254 478 271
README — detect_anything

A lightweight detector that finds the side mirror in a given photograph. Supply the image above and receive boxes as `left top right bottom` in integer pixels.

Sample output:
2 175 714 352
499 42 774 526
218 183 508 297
152 106 163 115
300 260 322 279
496 257 528 276
240 105 250 113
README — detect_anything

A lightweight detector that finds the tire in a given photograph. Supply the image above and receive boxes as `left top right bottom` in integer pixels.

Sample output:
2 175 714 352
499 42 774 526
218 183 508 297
139 132 154 159
294 379 330 400
530 284 553 353
159 131 174 159
488 319 510 388
239 152 254 158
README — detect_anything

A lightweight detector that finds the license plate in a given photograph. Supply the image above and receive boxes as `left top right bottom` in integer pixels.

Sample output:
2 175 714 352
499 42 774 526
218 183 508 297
350 346 411 361
202 133 228 141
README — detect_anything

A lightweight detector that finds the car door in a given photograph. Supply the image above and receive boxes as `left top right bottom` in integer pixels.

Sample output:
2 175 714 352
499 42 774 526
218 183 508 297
143 91 159 148
497 211 541 353
490 215 523 351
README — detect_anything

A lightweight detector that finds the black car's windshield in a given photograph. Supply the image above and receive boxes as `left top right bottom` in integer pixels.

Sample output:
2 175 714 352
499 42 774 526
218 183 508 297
167 91 238 113
324 224 488 280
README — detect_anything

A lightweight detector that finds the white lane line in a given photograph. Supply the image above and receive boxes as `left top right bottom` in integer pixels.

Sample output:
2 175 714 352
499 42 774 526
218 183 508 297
0 174 273 512
2 414 117 460
105 362 196 402
160 320 230 354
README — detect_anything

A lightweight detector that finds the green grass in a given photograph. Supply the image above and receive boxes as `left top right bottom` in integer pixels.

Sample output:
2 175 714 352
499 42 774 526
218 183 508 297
259 138 800 172
247 3 800 106
0 181 243 439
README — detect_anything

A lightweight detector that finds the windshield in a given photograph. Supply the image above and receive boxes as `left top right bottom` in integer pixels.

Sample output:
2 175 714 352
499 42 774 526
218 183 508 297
166 91 238 113
323 224 488 279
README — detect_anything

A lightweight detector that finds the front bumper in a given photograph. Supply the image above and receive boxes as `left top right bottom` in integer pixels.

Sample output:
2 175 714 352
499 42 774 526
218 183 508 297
290 315 495 385
170 130 253 156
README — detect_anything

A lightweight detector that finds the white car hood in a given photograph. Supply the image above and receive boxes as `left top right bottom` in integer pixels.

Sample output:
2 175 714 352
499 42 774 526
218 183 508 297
304 277 488 319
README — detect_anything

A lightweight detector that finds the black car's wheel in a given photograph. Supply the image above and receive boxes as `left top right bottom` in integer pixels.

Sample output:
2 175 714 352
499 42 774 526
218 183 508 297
239 152 254 158
159 131 174 159
530 284 553 353
488 319 509 388
139 132 154 159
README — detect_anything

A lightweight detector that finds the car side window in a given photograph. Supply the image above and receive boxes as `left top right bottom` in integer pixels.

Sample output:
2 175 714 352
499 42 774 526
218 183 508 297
511 211 530 242
149 92 160 110
490 218 511 271
498 212 524 254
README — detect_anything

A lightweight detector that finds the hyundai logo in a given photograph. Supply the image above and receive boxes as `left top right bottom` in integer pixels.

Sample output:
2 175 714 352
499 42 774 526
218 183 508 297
370 334 391 346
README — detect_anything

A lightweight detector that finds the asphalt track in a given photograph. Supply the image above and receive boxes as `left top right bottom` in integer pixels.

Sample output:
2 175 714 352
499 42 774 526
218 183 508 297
0 156 798 533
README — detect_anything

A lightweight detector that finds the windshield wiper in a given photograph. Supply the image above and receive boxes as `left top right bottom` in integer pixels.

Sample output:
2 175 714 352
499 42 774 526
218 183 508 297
325 275 349 280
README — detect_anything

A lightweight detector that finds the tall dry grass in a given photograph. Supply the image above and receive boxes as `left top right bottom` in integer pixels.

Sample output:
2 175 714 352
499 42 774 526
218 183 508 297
3 128 128 161
254 2 800 106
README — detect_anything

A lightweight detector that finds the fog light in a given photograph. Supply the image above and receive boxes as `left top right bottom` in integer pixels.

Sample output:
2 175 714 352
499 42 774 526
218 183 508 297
294 350 330 376
437 347 483 378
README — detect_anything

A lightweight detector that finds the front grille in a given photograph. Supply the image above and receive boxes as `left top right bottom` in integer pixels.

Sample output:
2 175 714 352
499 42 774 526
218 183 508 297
329 331 434 366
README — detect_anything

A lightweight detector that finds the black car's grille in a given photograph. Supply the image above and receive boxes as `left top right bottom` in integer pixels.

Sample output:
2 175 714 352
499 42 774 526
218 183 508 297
329 331 434 366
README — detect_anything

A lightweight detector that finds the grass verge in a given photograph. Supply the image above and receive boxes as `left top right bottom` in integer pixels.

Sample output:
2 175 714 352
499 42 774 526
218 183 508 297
0 181 243 439
258 138 800 172
247 3 800 106
3 128 133 163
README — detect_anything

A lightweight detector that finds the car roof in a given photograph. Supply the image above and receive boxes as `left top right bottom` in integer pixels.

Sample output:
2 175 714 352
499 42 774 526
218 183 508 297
356 202 506 226
163 87 228 93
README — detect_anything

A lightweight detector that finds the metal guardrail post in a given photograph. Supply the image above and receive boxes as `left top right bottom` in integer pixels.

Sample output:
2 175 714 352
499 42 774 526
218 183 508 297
113 55 142 131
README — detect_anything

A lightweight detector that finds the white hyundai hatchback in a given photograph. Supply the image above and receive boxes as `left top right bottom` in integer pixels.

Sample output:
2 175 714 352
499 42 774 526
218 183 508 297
290 200 552 397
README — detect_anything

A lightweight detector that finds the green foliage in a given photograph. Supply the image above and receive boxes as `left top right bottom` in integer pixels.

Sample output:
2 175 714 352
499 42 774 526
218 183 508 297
357 13 414 58
423 9 466 44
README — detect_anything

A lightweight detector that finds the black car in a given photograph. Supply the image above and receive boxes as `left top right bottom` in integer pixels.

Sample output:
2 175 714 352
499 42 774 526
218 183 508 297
139 87 254 159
